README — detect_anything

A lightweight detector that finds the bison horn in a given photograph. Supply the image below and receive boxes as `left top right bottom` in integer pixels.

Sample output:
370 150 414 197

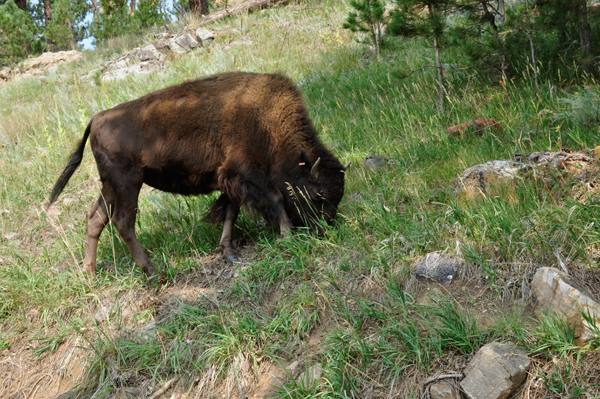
342 161 351 171
311 157 321 181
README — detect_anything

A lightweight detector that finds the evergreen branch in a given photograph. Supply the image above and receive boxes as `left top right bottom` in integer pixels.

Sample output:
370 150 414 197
395 65 436 79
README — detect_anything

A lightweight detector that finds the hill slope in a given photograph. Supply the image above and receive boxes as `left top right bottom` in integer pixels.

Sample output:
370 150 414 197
0 0 599 397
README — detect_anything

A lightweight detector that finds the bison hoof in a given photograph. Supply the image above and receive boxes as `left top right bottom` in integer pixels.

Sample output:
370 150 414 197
143 265 158 277
225 254 240 263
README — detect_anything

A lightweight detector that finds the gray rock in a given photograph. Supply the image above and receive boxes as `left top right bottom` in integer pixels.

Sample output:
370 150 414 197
415 252 458 285
195 27 215 45
460 343 530 399
138 321 157 340
286 360 303 379
532 267 600 345
430 381 459 399
171 33 198 52
154 40 169 52
168 37 188 53
296 364 322 387
457 160 522 200
154 32 171 40
364 155 393 170
93 306 111 324
139 45 161 61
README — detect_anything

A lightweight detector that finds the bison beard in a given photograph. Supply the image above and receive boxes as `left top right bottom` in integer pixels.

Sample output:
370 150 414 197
48 72 350 277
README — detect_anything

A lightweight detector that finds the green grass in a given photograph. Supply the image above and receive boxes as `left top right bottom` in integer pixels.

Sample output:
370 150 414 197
1 0 599 397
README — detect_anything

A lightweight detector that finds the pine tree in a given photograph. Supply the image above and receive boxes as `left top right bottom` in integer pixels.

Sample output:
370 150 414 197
450 0 509 79
44 0 88 50
136 0 164 29
388 0 456 112
343 0 386 54
0 0 39 65
93 0 134 42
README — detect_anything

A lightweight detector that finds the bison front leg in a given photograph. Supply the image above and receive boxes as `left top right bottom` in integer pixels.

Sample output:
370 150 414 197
110 190 157 278
219 200 240 263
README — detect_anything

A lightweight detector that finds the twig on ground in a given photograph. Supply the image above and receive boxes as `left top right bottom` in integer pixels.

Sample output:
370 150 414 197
149 377 180 399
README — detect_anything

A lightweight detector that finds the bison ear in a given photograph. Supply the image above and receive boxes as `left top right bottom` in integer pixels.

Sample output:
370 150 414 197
298 149 310 166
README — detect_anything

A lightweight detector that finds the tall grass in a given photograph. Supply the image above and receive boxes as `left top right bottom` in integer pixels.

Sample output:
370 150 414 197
0 0 599 396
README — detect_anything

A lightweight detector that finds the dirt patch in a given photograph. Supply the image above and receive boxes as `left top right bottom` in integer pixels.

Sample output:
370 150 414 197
0 335 85 399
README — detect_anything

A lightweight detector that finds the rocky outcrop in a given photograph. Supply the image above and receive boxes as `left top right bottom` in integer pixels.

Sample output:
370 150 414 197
457 160 522 200
100 28 215 81
532 267 600 345
460 343 530 399
457 149 597 200
0 50 83 85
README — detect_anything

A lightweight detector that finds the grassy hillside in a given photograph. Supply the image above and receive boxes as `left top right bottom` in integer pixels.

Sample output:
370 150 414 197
1 0 599 397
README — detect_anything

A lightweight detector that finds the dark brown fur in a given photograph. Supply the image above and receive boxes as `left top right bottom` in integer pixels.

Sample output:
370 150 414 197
48 72 349 277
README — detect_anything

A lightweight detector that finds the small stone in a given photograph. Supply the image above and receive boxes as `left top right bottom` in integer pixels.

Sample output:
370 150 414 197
2 232 16 240
364 155 389 170
415 252 459 285
430 381 459 399
286 360 303 378
195 27 215 45
93 306 111 324
46 206 61 217
460 343 530 399
532 267 600 345
138 321 157 340
296 364 322 387
593 145 600 160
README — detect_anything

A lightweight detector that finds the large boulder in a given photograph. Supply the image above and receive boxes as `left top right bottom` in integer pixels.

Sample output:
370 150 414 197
457 160 521 200
21 50 83 71
460 343 530 399
532 267 600 345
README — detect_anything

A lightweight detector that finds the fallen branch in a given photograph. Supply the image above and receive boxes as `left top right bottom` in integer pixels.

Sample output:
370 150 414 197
149 377 179 399
199 0 289 26
421 373 463 386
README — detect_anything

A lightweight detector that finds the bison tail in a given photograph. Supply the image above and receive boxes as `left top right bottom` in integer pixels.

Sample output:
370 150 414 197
47 121 92 208
203 194 230 224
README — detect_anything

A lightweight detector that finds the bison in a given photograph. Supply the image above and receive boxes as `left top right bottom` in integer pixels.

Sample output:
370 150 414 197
48 72 350 277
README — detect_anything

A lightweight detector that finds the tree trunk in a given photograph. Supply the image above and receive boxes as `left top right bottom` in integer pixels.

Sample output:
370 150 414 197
433 34 445 113
526 30 539 94
90 0 98 22
498 0 504 24
428 4 444 113
15 0 27 11
67 18 75 49
198 0 287 26
43 0 52 26
43 0 53 51
130 0 136 13
190 0 209 15
579 0 592 55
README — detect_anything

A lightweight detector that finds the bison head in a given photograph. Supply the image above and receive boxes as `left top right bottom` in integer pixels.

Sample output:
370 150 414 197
281 150 350 232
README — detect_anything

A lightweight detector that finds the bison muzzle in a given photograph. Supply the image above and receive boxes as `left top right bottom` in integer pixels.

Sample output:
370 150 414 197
48 72 350 277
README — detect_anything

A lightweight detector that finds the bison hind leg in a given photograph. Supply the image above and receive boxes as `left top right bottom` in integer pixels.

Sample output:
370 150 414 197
204 194 240 263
